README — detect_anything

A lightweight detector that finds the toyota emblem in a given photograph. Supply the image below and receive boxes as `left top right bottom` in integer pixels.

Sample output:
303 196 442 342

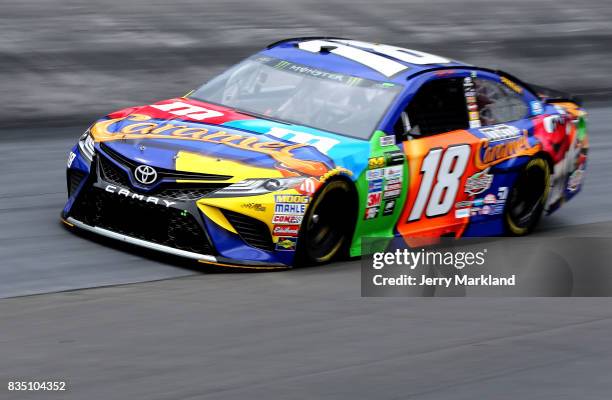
134 165 158 185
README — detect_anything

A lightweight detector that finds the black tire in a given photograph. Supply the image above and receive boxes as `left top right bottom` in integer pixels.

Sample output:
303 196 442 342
295 180 355 266
504 157 551 236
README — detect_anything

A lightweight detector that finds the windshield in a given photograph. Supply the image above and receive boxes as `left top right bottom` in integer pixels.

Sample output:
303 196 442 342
190 56 402 139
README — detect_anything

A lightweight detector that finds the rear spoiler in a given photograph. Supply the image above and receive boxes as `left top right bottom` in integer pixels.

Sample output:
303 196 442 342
527 83 583 106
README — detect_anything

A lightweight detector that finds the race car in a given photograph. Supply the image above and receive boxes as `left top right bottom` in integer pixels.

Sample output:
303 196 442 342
61 37 588 269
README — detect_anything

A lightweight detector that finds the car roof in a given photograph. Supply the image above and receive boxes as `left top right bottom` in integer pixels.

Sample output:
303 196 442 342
262 37 470 84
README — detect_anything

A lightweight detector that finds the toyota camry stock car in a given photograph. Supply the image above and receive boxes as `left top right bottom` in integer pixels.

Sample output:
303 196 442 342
61 37 588 269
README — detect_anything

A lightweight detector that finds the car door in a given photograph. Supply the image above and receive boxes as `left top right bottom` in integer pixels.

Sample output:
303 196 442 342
393 75 486 241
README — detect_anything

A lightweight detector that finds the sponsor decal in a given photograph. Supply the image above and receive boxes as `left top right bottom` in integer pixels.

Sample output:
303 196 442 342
275 237 297 251
383 189 401 199
531 101 544 115
455 208 470 218
484 194 497 204
274 194 310 204
368 179 384 193
384 150 405 166
492 203 505 215
67 151 76 168
367 192 382 207
379 135 396 147
385 177 401 186
464 168 493 195
297 177 319 195
384 182 402 191
266 126 339 154
368 156 386 170
273 225 300 237
384 165 403 180
469 111 480 121
241 203 266 212
478 124 522 142
481 205 492 215
104 184 176 207
366 169 384 181
150 101 224 121
383 200 396 216
497 187 509 201
272 215 304 225
455 200 472 209
475 130 537 169
364 206 379 220
274 203 307 215
500 76 523 93
91 114 330 177
469 120 482 129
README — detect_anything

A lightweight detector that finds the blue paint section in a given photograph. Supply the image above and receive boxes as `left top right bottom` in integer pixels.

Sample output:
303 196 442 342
201 212 295 266
462 171 518 237
62 145 91 215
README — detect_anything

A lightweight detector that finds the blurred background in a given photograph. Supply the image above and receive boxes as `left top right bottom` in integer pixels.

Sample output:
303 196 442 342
1 0 611 128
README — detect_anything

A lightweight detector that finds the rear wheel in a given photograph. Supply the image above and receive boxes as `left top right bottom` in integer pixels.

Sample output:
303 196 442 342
504 157 551 235
295 180 354 266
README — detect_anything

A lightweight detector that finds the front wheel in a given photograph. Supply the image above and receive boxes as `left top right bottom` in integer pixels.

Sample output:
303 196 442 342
504 157 551 236
295 180 355 266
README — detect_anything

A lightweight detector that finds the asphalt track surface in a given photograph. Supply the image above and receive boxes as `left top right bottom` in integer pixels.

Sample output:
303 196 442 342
0 103 610 399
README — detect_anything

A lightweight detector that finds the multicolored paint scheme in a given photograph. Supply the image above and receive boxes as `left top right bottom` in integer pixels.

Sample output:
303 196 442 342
63 38 588 268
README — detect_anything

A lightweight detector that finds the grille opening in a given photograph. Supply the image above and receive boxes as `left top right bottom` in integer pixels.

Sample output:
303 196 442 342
67 169 87 197
70 187 214 255
222 209 274 252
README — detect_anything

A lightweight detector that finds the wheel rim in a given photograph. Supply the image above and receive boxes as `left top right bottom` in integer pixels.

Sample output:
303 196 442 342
508 162 547 228
302 185 350 262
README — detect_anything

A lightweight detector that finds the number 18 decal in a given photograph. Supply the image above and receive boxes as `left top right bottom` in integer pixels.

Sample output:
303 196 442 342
408 145 471 221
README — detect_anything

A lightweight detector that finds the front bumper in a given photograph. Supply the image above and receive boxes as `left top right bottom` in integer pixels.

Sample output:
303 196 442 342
61 216 288 270
63 145 299 269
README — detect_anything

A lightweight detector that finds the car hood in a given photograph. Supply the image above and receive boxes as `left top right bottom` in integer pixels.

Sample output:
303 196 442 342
90 98 371 182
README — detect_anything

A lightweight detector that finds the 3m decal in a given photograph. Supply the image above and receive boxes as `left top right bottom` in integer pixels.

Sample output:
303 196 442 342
408 145 471 221
367 192 382 207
